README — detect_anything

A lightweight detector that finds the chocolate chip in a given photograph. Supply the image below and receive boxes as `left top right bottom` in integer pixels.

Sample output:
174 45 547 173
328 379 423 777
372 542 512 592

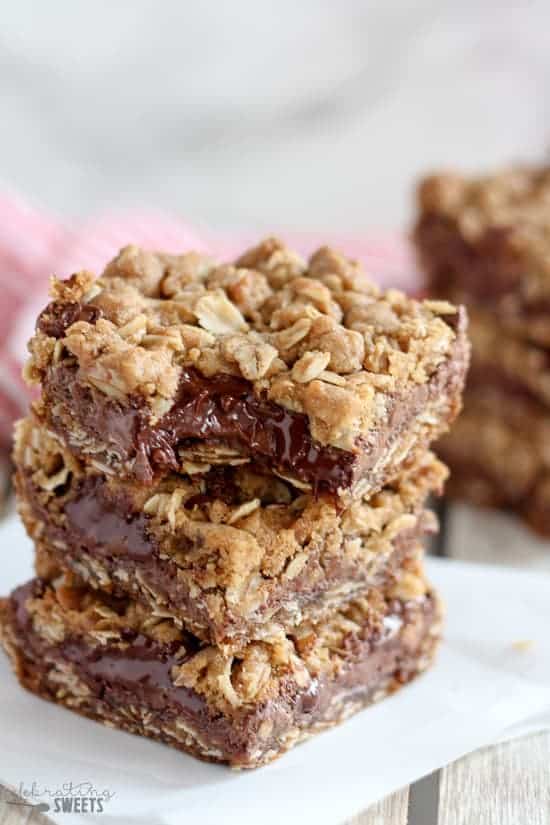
36 301 102 339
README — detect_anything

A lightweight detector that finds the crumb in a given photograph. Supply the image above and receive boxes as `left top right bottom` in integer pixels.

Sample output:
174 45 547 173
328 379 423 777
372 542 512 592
511 639 534 652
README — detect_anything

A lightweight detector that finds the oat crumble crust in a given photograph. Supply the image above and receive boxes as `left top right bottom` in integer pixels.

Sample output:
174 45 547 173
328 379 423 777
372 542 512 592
418 166 550 240
0 559 436 719
25 238 467 467
14 416 444 644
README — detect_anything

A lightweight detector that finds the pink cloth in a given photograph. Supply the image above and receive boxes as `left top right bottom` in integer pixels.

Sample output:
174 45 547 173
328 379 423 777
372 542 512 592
0 192 419 445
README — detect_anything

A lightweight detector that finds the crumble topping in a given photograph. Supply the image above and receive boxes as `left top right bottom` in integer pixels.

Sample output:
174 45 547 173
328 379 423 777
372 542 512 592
26 238 463 451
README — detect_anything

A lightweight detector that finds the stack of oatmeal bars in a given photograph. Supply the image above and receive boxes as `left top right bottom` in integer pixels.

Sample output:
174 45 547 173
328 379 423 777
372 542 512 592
415 167 550 535
0 239 468 768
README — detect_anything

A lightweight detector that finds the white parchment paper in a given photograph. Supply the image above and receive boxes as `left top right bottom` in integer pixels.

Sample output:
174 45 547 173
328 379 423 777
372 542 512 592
0 514 548 825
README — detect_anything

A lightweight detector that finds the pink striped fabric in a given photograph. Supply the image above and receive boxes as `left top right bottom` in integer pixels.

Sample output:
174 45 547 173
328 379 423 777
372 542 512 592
0 193 419 447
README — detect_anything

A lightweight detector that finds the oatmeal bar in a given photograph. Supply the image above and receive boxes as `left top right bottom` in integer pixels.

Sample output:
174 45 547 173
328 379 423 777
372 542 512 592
438 387 550 534
15 416 444 646
0 565 441 769
415 166 550 347
25 239 468 501
467 309 550 409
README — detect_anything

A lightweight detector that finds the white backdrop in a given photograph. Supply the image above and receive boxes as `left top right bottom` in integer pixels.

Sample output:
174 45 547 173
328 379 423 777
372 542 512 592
2 0 549 230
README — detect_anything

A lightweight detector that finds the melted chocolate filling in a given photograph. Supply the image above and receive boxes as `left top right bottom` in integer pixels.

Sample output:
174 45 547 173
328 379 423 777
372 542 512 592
11 579 44 630
134 368 358 493
65 476 154 561
43 299 466 492
10 580 203 714
62 635 205 714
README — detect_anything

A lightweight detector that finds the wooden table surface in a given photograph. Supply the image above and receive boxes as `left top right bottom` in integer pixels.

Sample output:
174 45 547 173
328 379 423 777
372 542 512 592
1 500 549 825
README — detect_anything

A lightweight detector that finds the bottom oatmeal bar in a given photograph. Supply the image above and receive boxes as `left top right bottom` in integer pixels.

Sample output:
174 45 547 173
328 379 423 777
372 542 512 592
0 569 441 769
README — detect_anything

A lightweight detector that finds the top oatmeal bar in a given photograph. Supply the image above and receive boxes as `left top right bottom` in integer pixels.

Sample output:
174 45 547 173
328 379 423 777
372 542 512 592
26 238 468 500
415 166 550 346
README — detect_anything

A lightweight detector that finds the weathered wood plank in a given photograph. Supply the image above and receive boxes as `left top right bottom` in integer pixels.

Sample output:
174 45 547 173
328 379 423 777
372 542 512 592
439 502 550 825
407 771 440 825
438 732 550 825
348 788 409 825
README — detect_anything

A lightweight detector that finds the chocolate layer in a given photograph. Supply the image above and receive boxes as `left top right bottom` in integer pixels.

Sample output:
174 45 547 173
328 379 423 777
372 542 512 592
415 214 524 303
18 465 435 646
134 367 358 492
9 580 204 715
1 579 439 768
40 320 468 496
42 362 356 492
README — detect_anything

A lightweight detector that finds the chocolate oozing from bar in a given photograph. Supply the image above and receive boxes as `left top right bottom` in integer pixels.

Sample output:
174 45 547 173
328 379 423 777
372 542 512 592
44 362 359 492
135 368 358 492
44 321 467 495
4 579 438 767
67 637 207 715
